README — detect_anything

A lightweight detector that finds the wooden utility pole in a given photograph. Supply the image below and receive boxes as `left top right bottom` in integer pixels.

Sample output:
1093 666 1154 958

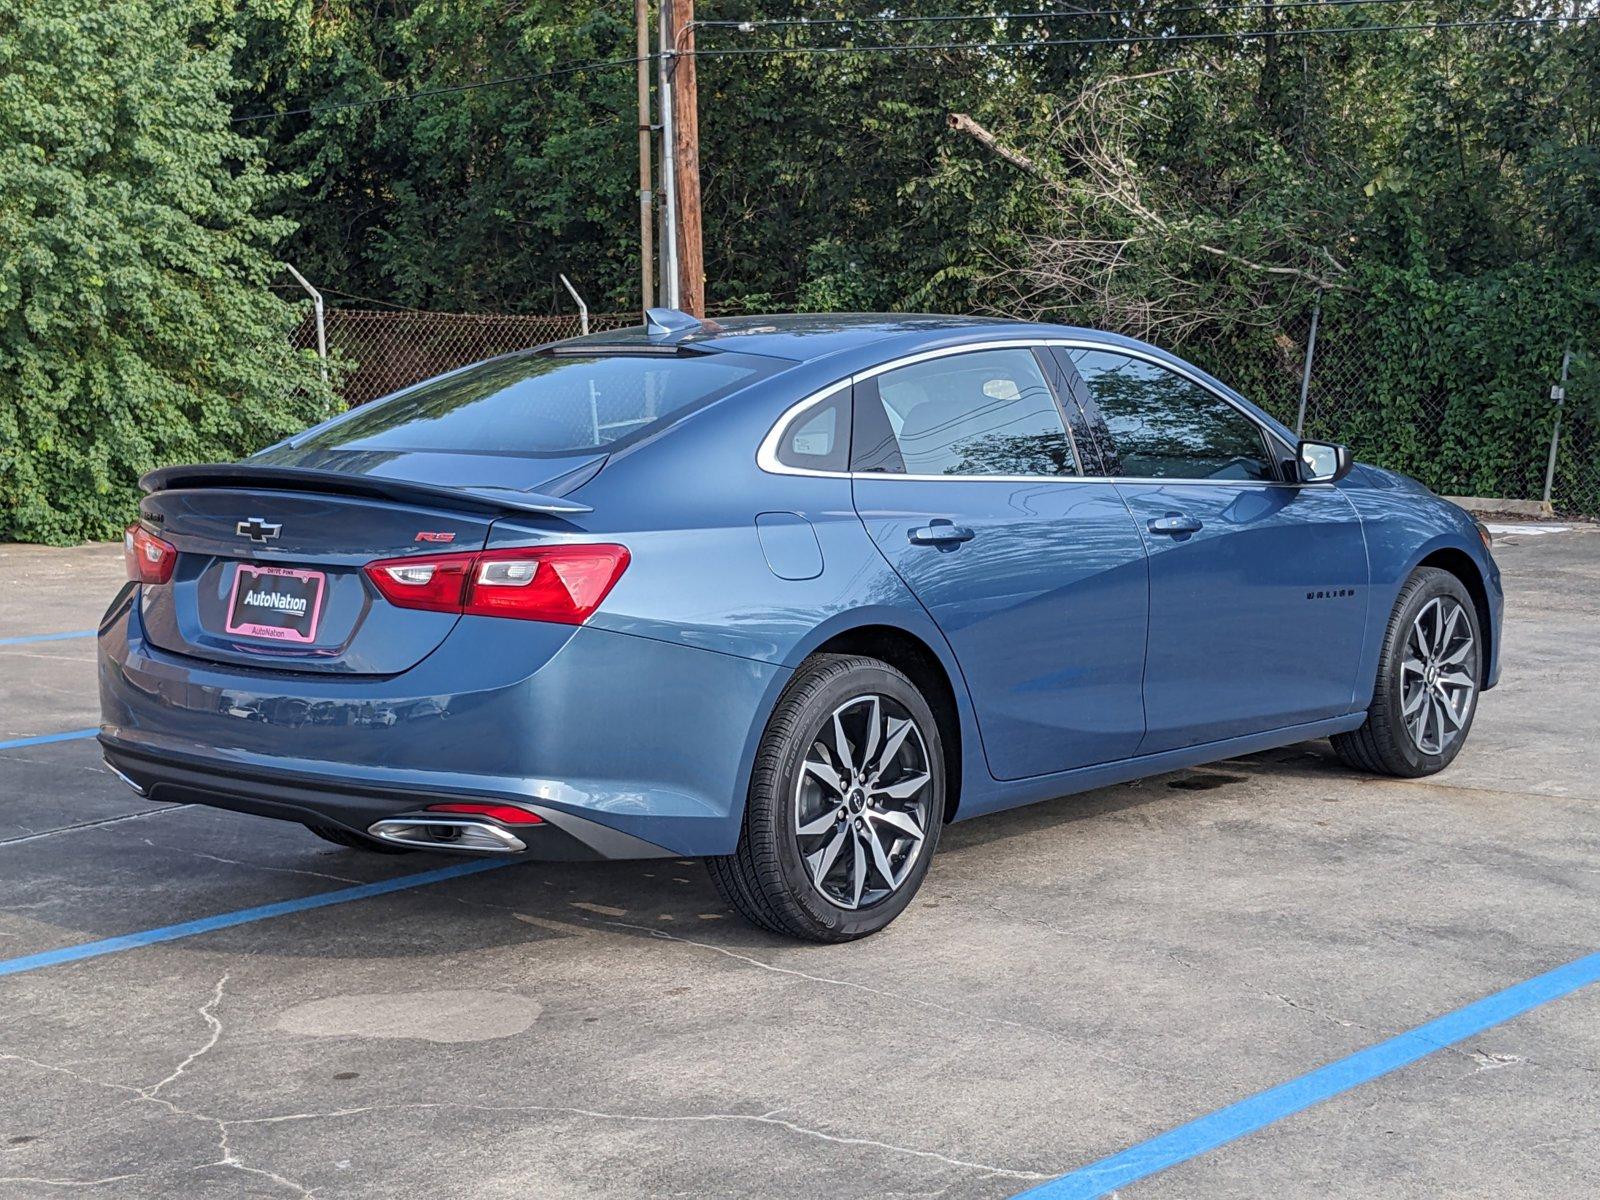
666 0 704 317
634 0 654 315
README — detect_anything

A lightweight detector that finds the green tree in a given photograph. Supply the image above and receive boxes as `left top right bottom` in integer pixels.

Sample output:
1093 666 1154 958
228 1 1063 317
0 0 335 544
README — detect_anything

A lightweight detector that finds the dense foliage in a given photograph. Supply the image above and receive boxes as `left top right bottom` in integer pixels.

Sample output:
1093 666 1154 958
0 0 335 543
215 0 1600 511
2 1 1597 538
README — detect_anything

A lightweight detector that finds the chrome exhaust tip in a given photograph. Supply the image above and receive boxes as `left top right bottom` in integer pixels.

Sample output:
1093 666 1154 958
103 758 148 797
366 817 526 854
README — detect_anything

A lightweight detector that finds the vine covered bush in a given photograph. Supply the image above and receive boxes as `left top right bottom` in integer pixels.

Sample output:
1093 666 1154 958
0 0 335 544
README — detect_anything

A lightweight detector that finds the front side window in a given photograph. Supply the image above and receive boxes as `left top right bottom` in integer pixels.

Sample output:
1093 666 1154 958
1066 350 1275 481
853 348 1078 477
279 350 777 458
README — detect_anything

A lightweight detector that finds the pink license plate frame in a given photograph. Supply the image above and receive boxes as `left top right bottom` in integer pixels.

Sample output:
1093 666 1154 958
225 564 326 644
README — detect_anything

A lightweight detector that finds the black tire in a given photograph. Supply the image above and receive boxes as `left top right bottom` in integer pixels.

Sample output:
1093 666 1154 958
708 653 945 942
304 823 415 854
1332 566 1483 777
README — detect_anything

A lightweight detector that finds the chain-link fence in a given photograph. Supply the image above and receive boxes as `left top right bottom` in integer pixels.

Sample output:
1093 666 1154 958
1183 314 1595 518
293 308 637 406
293 303 1595 518
1550 390 1598 520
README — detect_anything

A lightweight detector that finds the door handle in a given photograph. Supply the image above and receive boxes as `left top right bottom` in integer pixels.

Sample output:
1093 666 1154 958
1147 513 1203 536
908 520 976 546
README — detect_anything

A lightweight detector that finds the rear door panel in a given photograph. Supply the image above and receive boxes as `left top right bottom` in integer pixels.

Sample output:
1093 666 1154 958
848 347 1149 781
855 478 1150 779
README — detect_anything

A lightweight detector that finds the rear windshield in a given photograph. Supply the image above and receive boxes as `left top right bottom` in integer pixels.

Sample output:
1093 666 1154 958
290 350 778 458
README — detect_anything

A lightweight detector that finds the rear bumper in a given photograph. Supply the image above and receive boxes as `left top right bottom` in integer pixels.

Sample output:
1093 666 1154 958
100 738 672 859
99 587 786 858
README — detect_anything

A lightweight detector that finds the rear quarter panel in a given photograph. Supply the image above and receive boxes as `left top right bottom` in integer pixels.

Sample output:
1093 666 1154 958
571 361 937 669
564 358 992 818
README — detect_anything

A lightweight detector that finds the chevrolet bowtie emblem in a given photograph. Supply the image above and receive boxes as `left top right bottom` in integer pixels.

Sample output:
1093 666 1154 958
236 517 282 543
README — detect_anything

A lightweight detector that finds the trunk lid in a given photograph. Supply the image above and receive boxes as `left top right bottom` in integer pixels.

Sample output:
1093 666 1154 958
136 489 492 675
134 455 601 675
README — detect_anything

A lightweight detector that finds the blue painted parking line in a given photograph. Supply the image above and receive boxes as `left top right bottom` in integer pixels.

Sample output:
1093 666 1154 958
0 728 99 752
1013 949 1600 1199
0 629 96 646
0 859 513 978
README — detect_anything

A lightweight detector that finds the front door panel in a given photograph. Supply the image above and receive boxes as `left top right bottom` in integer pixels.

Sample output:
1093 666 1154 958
856 478 1149 779
1116 482 1368 752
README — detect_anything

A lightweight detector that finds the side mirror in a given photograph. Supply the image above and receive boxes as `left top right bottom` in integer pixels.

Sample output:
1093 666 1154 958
1297 440 1352 484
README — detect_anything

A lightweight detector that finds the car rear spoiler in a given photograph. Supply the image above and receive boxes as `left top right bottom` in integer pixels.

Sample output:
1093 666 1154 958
140 463 593 517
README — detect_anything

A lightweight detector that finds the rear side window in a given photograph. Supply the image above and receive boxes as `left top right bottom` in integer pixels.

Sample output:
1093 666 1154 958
774 389 850 472
1066 349 1274 481
852 348 1079 477
290 351 778 458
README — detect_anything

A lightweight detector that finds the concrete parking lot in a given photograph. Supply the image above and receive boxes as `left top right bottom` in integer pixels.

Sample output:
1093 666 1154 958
1 524 1597 1199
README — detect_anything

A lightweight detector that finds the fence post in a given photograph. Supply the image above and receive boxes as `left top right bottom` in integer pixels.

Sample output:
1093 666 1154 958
283 263 327 383
1294 292 1322 438
1542 346 1572 507
560 275 590 336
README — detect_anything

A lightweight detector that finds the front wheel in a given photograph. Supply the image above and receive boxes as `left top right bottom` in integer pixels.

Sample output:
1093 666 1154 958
708 654 944 942
1332 566 1483 777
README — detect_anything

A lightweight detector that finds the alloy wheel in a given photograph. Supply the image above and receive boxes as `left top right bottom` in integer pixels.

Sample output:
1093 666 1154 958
1402 596 1477 756
793 694 933 910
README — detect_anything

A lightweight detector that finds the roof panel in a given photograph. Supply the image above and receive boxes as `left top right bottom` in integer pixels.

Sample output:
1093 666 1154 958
558 312 1024 362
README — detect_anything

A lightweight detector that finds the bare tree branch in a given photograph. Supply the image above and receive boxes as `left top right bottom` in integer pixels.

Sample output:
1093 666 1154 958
963 69 1348 339
946 113 1057 185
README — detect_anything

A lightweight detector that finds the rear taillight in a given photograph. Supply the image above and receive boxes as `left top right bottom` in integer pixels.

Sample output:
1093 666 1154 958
425 803 544 825
364 553 475 614
123 523 177 585
363 544 629 625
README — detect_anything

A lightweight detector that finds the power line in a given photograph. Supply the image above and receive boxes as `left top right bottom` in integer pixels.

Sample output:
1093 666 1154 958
691 15 1588 58
694 0 1435 29
232 15 1588 124
232 53 648 123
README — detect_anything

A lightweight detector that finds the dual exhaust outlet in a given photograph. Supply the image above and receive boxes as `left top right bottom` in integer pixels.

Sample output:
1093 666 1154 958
368 802 546 854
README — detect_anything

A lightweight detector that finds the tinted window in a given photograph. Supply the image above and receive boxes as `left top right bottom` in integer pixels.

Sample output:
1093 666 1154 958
1067 350 1274 481
855 348 1078 477
291 351 775 458
775 390 849 472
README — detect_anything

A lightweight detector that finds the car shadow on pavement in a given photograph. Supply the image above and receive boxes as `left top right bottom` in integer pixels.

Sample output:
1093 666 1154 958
7 740 1363 966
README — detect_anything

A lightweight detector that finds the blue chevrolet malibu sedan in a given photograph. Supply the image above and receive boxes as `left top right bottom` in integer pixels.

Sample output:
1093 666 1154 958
100 311 1502 941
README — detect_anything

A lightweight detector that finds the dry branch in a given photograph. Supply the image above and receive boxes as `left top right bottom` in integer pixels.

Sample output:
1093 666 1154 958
959 71 1348 338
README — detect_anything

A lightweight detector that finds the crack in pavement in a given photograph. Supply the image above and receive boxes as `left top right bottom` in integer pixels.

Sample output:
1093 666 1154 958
2 1049 1047 1190
0 807 187 848
1 974 314 1198
0 752 108 774
606 920 1172 1097
0 1173 146 1188
137 839 364 886
147 974 228 1099
982 901 1533 1082
228 1102 1054 1182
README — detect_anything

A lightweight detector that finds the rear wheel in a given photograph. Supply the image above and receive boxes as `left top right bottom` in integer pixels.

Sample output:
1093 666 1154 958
1332 567 1482 777
708 654 944 942
304 823 414 854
